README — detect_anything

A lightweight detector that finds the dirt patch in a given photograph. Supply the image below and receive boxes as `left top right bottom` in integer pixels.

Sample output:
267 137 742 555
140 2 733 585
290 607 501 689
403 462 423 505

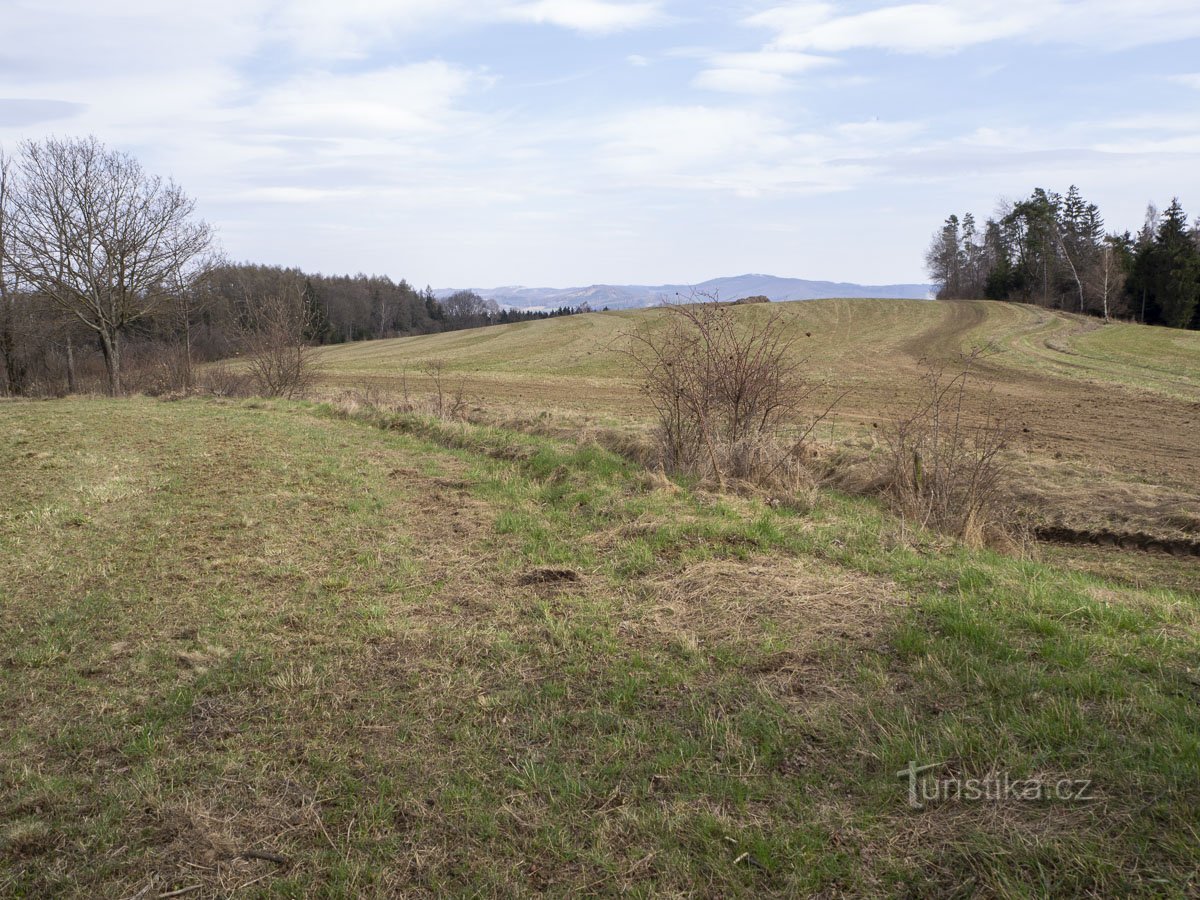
518 568 581 586
899 299 989 362
1034 525 1200 557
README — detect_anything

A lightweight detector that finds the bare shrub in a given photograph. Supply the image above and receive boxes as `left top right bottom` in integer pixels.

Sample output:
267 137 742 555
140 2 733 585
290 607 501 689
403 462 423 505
878 351 1013 546
240 290 318 398
199 361 251 398
119 342 194 397
621 294 836 489
422 359 468 420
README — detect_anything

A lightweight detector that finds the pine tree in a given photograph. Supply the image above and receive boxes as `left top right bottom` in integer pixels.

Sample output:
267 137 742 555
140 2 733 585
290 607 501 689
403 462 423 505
925 215 963 298
1154 199 1200 329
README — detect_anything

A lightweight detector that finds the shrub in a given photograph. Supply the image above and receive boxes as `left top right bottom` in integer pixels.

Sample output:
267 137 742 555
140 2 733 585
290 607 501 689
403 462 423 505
878 351 1012 545
422 359 468 420
198 361 251 398
240 291 318 399
621 294 834 488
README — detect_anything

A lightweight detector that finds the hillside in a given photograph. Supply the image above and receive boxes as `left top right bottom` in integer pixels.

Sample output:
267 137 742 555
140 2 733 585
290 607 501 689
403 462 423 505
3 397 1199 896
314 299 1200 551
435 275 932 310
4 299 1200 896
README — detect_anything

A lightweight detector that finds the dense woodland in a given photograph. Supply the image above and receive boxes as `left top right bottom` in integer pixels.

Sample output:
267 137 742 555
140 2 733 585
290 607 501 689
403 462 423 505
1 263 580 398
928 186 1200 329
0 137 579 397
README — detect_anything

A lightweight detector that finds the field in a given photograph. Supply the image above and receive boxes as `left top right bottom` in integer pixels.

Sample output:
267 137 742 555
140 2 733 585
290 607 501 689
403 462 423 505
315 299 1200 552
3 299 1199 897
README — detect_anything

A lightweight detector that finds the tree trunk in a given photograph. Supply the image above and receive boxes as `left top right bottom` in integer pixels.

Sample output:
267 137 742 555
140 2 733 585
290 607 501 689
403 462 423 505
0 319 25 395
182 304 193 391
99 329 122 395
66 334 77 393
1101 248 1110 322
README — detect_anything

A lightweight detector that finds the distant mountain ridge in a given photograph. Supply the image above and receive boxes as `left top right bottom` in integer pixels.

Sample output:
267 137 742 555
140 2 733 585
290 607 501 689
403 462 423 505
435 274 932 311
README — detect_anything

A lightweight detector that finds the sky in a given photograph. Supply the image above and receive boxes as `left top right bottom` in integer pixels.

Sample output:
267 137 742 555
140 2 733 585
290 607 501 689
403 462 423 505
2 1 1199 288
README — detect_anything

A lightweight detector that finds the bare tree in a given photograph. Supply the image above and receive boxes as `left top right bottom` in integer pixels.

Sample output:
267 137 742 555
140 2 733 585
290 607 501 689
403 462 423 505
1087 241 1126 322
3 136 211 394
169 251 224 391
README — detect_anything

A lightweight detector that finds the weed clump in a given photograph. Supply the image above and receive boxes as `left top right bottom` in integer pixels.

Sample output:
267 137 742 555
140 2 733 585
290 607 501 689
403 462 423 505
878 351 1013 546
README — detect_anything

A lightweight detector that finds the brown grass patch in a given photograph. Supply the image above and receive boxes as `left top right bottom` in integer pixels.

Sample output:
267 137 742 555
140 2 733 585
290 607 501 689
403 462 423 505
648 556 900 646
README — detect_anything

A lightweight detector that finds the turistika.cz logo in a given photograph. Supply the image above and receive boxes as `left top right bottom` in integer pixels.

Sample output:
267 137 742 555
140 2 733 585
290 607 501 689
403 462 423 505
896 761 1096 810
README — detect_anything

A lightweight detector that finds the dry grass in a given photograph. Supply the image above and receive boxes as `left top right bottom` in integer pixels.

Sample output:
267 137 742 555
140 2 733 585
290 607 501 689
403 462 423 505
303 299 1199 572
3 395 1199 897
876 352 1014 547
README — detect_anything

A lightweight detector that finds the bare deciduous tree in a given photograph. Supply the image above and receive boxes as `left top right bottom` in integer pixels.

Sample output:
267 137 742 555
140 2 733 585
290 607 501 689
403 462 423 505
1087 241 1127 322
3 136 211 395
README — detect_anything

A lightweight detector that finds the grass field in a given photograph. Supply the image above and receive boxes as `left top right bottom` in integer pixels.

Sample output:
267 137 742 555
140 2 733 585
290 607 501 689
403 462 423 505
3 299 1199 896
313 299 1200 402
313 299 1200 548
2 395 1199 897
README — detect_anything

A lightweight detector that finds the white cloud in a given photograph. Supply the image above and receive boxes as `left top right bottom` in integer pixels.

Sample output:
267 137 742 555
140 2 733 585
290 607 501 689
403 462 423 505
749 2 1034 55
693 50 836 93
747 0 1200 55
692 68 793 93
1168 73 1200 90
504 0 665 33
591 104 923 196
247 63 485 138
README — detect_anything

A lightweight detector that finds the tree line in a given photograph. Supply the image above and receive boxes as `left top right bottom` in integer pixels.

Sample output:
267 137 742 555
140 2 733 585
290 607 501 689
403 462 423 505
0 136 580 397
926 185 1200 329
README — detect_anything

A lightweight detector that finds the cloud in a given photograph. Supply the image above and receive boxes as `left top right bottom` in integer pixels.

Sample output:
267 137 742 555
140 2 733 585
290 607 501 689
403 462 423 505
692 68 793 93
748 2 1033 55
1168 73 1200 90
692 50 836 93
246 63 485 138
591 104 921 196
747 1 1200 55
0 99 88 127
504 0 665 33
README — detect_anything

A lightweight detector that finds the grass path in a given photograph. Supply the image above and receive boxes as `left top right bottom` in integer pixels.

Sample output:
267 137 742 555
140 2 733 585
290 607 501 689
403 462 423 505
2 398 1198 896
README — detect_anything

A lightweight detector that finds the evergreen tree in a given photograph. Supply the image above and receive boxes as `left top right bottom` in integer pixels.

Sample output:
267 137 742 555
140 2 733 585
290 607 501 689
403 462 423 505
1153 199 1200 329
925 215 963 298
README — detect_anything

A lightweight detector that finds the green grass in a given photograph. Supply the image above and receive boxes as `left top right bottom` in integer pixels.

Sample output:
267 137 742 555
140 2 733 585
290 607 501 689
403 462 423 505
2 397 1198 896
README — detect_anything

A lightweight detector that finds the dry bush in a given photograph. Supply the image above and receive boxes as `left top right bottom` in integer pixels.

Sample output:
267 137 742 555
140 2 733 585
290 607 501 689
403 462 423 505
333 369 471 422
198 361 251 398
621 294 836 489
422 359 468 420
120 342 193 397
240 290 318 398
878 351 1013 546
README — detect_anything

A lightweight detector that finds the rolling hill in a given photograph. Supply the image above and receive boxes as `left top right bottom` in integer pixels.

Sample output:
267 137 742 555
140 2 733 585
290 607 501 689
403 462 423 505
314 298 1200 550
4 298 1199 896
435 273 933 310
